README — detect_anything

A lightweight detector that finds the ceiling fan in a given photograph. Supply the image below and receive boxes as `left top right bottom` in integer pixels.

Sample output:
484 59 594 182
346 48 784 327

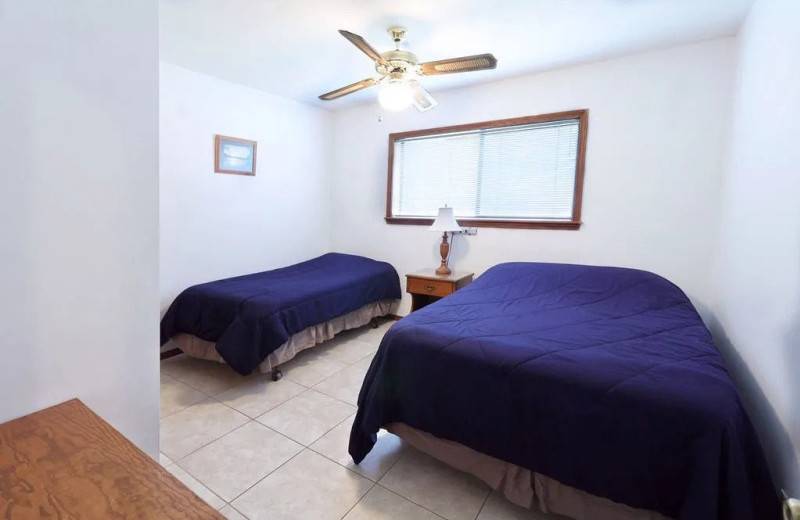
319 27 497 112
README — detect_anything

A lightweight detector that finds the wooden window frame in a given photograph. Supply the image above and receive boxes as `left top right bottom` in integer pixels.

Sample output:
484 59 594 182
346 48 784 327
385 109 588 230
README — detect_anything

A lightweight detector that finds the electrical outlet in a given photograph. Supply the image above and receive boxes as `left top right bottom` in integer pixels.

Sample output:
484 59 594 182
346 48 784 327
455 227 477 236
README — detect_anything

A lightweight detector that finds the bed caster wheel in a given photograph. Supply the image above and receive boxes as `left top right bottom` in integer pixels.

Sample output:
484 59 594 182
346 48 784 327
271 369 282 382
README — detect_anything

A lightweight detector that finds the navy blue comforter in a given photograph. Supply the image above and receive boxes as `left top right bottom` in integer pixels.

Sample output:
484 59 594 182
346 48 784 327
350 263 776 520
160 253 401 375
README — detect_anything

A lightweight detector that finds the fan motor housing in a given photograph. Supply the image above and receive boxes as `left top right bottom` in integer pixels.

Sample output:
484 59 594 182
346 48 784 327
377 50 419 75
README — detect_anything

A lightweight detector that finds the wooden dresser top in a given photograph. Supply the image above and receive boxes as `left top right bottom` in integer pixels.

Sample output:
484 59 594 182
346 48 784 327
0 398 224 519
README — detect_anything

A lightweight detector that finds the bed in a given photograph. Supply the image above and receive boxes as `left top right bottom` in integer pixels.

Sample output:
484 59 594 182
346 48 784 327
160 253 401 377
350 262 777 520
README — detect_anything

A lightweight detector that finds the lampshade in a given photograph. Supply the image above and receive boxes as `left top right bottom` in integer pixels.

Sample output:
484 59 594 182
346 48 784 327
429 207 461 232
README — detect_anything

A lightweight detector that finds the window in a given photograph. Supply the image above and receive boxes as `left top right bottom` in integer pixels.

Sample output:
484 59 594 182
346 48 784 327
386 110 588 229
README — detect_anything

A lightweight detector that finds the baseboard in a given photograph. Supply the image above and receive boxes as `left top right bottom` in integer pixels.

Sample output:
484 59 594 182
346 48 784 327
160 348 182 360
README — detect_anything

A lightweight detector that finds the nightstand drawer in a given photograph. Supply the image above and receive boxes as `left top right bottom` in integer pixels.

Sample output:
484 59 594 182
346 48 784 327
407 277 453 297
405 270 473 312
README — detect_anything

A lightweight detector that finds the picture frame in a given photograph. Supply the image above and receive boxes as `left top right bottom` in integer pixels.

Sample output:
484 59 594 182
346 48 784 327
214 135 257 176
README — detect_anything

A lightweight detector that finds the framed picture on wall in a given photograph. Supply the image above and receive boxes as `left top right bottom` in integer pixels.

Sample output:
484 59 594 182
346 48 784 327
214 135 257 176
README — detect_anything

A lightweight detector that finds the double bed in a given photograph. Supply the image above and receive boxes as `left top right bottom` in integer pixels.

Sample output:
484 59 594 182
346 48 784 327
350 262 777 520
160 253 401 377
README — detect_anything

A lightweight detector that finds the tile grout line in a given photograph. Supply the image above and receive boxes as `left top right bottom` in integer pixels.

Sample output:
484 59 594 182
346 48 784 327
225 447 308 505
305 411 408 484
309 360 372 405
306 430 398 484
372 445 492 520
168 417 305 504
338 481 378 520
248 387 355 433
252 337 372 396
160 376 304 485
161 361 312 422
171 437 390 511
159 373 211 420
159 328 389 515
168 417 251 466
212 387 306 420
160 363 233 397
224 502 250 520
175 421 309 512
207 410 378 512
474 487 492 520
373 483 451 520
375 439 406 478
291 361 354 393
368 447 456 519
165 366 361 485
159 401 205 422
304 408 361 454
211 323 388 501
162 333 378 423
351 350 378 368
163 461 228 511
303 329 384 403
246 419 306 453
309 449 365 479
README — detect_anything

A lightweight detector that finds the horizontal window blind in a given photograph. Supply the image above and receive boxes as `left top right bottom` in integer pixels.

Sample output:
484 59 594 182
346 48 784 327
391 117 581 221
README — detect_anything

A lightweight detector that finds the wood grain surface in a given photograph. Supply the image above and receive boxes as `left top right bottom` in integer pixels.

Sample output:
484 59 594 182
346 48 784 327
0 399 224 519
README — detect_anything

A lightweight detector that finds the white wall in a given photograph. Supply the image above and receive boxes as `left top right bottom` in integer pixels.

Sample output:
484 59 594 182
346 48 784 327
159 63 332 311
711 0 800 495
0 3 159 454
330 39 735 316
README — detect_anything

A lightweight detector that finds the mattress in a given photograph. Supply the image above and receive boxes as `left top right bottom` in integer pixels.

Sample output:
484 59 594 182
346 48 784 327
160 253 401 375
350 262 777 520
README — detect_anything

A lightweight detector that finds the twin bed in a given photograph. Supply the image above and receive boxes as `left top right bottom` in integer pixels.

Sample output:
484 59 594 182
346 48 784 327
160 255 776 520
160 253 401 379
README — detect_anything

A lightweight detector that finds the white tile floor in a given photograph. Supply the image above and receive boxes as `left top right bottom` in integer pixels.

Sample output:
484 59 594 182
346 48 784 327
159 321 563 520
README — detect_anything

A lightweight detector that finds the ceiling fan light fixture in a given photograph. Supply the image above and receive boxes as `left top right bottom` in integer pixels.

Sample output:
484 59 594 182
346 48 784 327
319 28 496 111
378 81 413 111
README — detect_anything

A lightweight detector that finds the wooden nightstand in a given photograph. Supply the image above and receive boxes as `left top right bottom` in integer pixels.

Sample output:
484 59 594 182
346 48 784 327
406 269 474 312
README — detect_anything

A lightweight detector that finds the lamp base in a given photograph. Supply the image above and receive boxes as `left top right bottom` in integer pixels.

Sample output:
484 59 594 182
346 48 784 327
436 232 451 276
435 265 452 276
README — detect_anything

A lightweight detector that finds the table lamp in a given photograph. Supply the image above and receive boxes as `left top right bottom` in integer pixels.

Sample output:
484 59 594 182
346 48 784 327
429 206 462 275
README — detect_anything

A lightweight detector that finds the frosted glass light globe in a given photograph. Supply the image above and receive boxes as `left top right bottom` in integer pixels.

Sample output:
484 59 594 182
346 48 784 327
379 82 413 111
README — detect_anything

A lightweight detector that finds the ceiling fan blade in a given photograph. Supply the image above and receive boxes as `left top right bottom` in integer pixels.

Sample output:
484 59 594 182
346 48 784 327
339 30 390 67
419 53 497 75
318 78 378 100
407 80 437 112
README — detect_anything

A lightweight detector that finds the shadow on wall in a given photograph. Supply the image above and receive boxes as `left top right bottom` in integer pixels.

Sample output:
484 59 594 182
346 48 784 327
705 311 800 497
787 303 800 495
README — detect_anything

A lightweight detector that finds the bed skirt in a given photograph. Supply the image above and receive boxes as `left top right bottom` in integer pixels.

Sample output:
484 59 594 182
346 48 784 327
168 299 396 373
386 423 672 520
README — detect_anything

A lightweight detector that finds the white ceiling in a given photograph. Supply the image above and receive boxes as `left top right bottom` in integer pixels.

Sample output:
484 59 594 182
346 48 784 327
160 0 753 110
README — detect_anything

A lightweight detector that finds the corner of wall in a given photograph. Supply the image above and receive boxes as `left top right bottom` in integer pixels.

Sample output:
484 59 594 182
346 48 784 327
707 0 800 495
322 109 336 253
